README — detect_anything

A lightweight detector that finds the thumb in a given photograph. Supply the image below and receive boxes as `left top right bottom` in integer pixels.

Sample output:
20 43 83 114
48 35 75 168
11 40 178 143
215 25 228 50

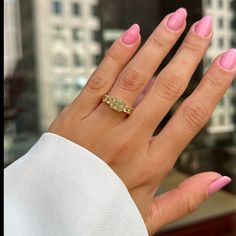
146 172 231 235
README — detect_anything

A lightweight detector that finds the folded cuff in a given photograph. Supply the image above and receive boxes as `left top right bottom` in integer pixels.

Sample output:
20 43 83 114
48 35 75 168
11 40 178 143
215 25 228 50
4 132 148 236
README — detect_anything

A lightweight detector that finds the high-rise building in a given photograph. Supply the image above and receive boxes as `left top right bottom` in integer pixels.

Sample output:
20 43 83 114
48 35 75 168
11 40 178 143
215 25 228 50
4 0 22 78
203 0 236 141
18 0 102 132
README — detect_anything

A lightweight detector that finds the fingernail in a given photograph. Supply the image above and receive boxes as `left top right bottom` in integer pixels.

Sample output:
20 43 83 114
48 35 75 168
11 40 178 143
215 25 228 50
208 176 231 195
122 24 140 45
167 8 187 31
219 49 236 70
194 16 212 37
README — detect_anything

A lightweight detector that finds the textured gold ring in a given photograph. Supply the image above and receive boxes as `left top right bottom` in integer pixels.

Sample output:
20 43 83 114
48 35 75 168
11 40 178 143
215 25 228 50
102 94 134 115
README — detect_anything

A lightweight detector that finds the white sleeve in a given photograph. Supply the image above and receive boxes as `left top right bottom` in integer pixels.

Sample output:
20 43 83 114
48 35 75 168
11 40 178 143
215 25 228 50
4 133 148 236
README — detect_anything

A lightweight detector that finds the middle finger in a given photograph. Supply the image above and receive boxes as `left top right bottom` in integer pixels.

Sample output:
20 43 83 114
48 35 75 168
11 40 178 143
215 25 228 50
96 8 187 118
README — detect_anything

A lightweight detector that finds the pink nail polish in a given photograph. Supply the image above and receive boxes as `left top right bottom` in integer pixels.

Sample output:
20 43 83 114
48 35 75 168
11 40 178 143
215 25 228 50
208 176 231 195
122 24 140 45
167 8 187 31
219 49 236 70
195 16 212 37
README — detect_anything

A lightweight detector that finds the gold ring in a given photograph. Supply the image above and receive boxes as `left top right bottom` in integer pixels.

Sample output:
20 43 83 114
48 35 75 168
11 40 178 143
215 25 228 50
102 94 134 115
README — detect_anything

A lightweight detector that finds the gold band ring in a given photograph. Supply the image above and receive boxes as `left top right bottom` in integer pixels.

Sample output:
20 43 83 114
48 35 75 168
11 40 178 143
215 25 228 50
102 94 134 115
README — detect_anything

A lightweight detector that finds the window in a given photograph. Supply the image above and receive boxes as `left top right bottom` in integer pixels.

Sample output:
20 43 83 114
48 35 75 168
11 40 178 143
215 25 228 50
92 6 99 17
72 3 80 16
73 53 82 66
72 28 82 41
218 0 223 8
205 57 212 67
206 0 211 6
232 114 236 123
93 55 102 65
52 26 64 40
232 79 236 88
219 99 225 106
93 31 101 41
231 95 236 105
218 114 225 125
52 0 62 15
218 37 224 48
57 104 66 112
218 18 224 28
75 77 87 89
231 38 236 48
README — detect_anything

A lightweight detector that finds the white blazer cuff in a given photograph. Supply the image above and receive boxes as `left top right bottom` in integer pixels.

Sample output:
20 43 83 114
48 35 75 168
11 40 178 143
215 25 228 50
4 132 148 235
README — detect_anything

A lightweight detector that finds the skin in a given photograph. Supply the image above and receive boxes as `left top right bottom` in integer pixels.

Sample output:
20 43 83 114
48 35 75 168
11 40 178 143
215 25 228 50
48 13 236 235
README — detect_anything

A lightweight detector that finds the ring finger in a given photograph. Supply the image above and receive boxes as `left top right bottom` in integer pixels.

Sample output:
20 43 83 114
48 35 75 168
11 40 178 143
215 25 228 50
130 15 213 133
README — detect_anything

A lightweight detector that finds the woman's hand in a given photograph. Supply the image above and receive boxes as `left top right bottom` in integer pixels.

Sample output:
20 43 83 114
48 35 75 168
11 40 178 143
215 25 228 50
49 8 235 235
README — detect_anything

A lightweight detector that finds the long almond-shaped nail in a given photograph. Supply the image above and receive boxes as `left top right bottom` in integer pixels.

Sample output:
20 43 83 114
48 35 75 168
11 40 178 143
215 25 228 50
219 49 236 70
208 176 231 195
122 24 140 45
167 8 187 31
195 16 212 37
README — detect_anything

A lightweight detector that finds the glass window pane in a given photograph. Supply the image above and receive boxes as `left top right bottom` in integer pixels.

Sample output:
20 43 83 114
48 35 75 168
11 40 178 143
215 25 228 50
219 0 223 8
218 37 224 47
93 55 102 65
92 6 99 17
72 28 82 41
52 0 62 15
218 18 224 28
74 53 82 66
72 3 80 16
52 26 65 40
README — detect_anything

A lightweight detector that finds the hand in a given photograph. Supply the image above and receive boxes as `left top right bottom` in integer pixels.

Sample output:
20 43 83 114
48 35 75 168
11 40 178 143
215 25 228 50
49 8 235 235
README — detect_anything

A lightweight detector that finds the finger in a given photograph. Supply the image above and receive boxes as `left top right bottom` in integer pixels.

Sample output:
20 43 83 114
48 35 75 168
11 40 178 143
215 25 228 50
146 172 231 235
97 8 187 118
71 24 141 119
150 49 236 172
131 16 212 132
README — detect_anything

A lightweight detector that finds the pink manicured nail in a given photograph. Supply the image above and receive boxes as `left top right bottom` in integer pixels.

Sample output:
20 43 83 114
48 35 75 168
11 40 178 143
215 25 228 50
208 176 231 195
122 24 140 45
167 8 187 31
195 16 212 37
219 49 236 70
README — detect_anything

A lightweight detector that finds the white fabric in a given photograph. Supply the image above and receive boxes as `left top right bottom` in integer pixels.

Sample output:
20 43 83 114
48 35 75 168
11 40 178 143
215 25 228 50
4 133 148 236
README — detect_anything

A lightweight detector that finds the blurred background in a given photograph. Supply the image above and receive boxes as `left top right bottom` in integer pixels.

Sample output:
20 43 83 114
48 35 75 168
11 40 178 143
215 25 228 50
4 0 236 235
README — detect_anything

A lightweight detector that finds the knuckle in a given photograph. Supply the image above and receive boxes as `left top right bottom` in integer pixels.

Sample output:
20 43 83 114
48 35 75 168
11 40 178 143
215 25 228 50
87 71 108 91
149 34 169 50
118 69 146 92
181 38 203 55
155 71 186 101
181 101 209 130
205 72 226 91
185 193 199 214
107 46 123 64
176 186 199 215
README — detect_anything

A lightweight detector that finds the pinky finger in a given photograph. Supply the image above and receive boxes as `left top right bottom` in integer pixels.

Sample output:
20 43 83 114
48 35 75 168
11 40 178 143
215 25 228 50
146 172 231 235
150 49 236 172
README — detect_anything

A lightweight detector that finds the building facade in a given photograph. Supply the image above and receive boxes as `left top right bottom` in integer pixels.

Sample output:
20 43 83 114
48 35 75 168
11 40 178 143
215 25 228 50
203 0 236 140
19 0 102 131
4 0 22 78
